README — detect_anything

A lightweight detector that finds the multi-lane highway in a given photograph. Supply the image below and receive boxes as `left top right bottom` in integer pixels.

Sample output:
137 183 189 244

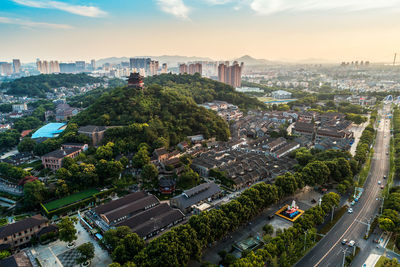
296 105 392 267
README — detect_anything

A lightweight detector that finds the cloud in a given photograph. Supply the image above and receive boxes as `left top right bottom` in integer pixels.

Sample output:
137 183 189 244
250 0 400 15
12 0 107 17
200 0 399 14
157 0 190 19
0 16 72 29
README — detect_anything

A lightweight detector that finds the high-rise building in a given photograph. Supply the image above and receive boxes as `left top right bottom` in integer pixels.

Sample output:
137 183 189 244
42 61 49 74
218 63 227 83
161 63 168 74
188 63 202 75
147 60 159 76
218 61 243 87
12 59 21 73
59 63 77 73
75 61 86 72
179 64 188 74
129 58 152 71
49 61 60 73
36 60 42 73
91 59 96 71
0 63 13 76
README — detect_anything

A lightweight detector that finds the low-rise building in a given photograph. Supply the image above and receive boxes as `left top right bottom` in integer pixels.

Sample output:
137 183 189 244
41 147 83 171
0 215 48 250
88 191 184 240
272 90 292 99
170 182 221 213
78 125 107 146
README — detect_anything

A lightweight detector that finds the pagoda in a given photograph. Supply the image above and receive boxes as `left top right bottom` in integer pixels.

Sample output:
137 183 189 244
127 72 144 88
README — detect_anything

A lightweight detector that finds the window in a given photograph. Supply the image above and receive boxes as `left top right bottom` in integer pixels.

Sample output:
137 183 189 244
24 230 27 234
20 239 23 242
3 238 7 241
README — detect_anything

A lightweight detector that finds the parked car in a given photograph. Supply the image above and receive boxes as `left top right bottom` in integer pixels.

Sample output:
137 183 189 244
378 181 381 185
342 239 348 245
384 175 387 179
348 208 353 214
348 240 355 247
381 185 384 189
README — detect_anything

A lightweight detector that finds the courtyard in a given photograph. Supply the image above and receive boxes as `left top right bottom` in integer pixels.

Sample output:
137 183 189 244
29 219 112 267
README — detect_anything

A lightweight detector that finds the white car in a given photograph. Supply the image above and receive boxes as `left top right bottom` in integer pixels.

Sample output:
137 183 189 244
378 181 381 185
348 240 355 247
348 208 353 214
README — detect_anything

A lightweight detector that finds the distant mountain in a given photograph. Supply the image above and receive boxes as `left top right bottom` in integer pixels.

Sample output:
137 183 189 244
233 55 275 66
96 55 213 67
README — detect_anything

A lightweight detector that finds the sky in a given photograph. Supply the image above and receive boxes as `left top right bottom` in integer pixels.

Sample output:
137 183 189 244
1 0 400 63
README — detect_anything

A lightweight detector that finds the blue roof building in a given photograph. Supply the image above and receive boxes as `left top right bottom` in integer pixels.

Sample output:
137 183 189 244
32 123 67 139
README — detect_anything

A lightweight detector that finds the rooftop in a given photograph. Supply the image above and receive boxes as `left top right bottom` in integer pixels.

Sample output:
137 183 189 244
32 123 67 139
0 215 47 239
42 147 82 159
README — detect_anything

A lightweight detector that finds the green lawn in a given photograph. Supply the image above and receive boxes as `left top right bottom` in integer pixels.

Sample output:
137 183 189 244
43 189 99 211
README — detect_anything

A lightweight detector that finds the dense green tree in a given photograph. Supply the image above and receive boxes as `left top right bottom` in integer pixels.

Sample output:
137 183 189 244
178 170 199 189
23 180 46 209
76 242 95 264
17 137 36 152
57 217 78 245
102 226 132 252
141 164 158 182
132 147 150 168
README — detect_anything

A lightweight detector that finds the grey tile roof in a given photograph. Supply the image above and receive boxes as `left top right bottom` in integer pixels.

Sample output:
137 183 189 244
172 182 221 210
0 215 47 239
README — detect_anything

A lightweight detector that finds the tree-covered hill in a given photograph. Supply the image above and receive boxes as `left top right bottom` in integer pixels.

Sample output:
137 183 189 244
1 73 105 98
145 73 267 111
72 83 231 148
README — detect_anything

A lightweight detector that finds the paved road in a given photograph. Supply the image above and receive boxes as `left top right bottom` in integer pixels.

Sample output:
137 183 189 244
296 105 391 267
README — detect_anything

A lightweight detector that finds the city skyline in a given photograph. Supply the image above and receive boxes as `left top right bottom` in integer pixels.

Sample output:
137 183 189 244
1 0 400 62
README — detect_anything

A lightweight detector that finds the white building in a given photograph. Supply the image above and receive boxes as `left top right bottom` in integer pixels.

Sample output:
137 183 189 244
272 90 292 99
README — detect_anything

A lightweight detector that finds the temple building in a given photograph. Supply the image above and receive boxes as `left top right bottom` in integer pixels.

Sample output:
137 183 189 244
127 72 144 88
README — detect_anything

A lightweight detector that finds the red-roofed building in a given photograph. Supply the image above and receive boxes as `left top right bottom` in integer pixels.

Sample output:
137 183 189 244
18 176 38 186
20 130 32 139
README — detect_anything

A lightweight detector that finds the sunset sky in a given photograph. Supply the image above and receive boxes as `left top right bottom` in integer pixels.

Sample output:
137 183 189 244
1 0 400 63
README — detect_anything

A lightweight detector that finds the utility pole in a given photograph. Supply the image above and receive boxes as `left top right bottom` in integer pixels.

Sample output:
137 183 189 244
353 245 356 256
355 218 372 237
380 196 385 215
341 248 348 267
331 205 335 222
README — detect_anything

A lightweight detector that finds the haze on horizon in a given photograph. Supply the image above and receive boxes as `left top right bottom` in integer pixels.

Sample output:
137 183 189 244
1 0 400 63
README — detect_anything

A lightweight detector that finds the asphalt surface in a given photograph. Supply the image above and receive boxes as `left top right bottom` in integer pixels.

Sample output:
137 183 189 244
296 105 391 267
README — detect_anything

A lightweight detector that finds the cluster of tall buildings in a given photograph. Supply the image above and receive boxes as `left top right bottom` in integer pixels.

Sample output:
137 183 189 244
179 63 202 75
36 59 96 74
36 60 60 74
218 61 244 88
0 59 21 76
129 58 165 76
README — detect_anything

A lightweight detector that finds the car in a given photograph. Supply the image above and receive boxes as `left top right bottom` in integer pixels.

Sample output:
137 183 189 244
384 175 387 179
386 152 389 155
381 185 384 189
342 239 348 245
348 240 355 247
348 208 353 214
351 201 356 206
378 181 381 185
373 238 379 243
